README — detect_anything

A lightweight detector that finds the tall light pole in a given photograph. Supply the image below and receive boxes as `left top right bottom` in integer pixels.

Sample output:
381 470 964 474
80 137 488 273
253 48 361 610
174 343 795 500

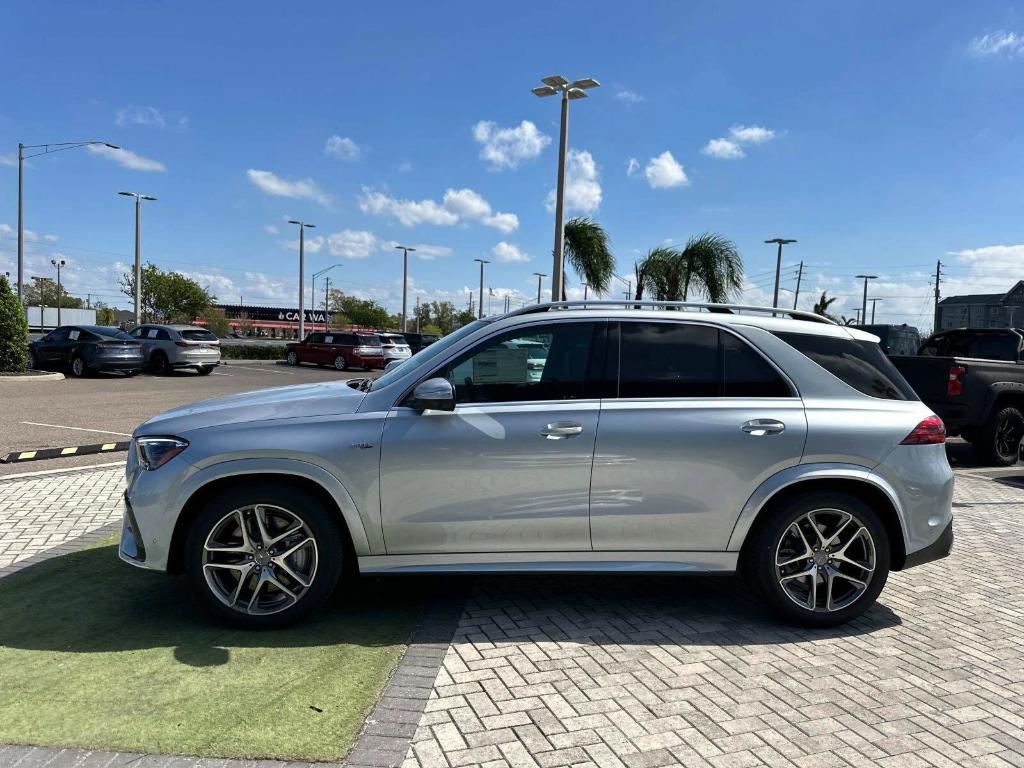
533 74 600 302
17 140 118 303
856 274 878 327
533 272 546 303
50 258 65 326
765 238 797 309
312 264 342 329
395 245 416 331
474 258 489 319
288 220 316 339
613 274 632 301
871 297 882 324
119 192 157 326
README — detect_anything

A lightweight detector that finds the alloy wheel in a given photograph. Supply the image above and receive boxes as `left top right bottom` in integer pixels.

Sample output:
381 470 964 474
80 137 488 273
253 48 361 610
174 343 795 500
774 508 875 612
201 504 319 615
996 415 1022 460
71 357 84 377
287 351 298 365
334 356 346 371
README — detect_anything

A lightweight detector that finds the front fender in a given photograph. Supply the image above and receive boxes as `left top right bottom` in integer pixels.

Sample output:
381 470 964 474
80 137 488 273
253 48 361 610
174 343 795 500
726 462 907 551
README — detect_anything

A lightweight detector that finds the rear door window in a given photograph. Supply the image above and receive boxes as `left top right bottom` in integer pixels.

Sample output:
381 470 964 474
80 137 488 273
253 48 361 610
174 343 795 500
773 332 918 401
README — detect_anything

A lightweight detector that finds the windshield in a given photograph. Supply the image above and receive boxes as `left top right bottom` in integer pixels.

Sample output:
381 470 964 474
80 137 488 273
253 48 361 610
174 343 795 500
370 319 494 390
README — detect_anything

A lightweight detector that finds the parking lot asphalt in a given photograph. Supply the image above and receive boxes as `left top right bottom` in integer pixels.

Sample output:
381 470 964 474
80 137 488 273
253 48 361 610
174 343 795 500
0 362 378 476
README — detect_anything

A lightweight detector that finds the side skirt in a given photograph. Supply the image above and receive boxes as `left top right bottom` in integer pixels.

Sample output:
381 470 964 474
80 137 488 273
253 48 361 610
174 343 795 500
358 551 738 574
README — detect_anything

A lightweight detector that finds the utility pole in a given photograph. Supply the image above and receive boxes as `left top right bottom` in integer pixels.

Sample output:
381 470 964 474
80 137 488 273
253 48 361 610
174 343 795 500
793 261 804 310
871 297 882 324
119 191 157 326
764 238 797 309
934 259 942 333
468 291 474 315
415 296 421 332
323 277 331 331
50 259 65 326
855 274 877 327
533 272 546 303
474 259 489 319
287 220 316 339
395 245 416 332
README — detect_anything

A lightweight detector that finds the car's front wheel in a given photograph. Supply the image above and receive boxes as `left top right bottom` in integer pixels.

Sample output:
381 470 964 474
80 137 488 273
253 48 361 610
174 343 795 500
286 350 299 366
196 365 214 376
185 483 344 628
745 491 890 627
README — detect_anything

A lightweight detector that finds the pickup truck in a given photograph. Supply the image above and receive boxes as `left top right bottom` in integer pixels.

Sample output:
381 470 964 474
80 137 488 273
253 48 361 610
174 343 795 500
891 327 1024 465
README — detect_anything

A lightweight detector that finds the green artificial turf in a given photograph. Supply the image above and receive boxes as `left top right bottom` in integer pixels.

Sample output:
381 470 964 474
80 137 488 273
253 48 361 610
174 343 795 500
0 538 424 762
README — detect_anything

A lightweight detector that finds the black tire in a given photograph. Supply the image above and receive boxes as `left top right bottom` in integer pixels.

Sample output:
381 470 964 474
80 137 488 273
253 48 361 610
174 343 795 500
27 349 37 370
67 355 88 378
286 350 299 366
333 355 347 371
124 370 140 377
184 482 345 629
744 491 890 627
975 406 1023 467
151 352 170 376
196 366 214 376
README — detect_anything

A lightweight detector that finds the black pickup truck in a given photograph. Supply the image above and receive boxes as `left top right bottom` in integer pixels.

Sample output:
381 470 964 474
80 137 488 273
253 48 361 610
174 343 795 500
892 328 1024 465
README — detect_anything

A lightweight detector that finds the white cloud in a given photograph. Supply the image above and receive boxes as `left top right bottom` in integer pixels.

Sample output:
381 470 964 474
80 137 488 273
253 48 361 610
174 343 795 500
410 244 452 260
492 241 530 263
702 138 745 160
282 234 325 254
247 169 331 206
614 88 645 103
0 223 58 243
626 158 639 177
116 105 167 129
0 154 17 167
398 161 413 172
87 144 165 172
472 120 550 170
970 31 1024 57
359 186 518 232
546 149 602 214
327 229 381 259
702 124 777 160
644 151 688 189
324 135 361 161
263 224 279 235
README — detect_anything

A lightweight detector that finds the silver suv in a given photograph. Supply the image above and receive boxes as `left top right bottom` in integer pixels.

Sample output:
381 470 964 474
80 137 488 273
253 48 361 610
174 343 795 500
120 302 954 628
129 324 221 375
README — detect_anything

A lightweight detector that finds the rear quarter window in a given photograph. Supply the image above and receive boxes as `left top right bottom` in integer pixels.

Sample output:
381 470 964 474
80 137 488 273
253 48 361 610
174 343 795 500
773 332 918 401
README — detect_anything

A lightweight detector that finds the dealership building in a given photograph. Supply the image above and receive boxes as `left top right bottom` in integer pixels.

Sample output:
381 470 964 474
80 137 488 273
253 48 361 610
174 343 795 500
214 304 334 338
936 281 1024 331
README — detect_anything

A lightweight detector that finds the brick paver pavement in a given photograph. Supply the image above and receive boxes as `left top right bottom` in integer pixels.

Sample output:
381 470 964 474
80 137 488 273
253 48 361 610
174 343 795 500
402 473 1024 768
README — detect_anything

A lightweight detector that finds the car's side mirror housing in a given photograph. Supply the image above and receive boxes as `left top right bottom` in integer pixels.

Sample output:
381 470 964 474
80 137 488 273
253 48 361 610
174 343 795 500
411 377 455 411
384 359 403 373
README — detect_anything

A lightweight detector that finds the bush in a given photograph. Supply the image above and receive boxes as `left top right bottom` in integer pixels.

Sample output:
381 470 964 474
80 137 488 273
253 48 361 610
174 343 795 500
0 275 29 373
220 344 287 360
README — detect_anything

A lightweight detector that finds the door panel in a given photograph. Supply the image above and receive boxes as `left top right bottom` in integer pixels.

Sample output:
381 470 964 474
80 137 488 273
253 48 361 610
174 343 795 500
380 403 599 553
590 399 806 550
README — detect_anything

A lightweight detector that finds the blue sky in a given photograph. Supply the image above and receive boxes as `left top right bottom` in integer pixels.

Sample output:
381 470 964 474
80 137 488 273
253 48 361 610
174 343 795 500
3 1 1024 329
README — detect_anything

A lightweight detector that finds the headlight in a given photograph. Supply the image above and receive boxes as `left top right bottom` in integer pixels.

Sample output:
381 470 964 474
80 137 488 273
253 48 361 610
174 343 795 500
135 436 188 470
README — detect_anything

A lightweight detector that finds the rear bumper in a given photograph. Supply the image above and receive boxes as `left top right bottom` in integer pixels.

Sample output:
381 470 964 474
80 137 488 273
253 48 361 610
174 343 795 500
171 359 220 368
94 358 144 371
902 520 953 569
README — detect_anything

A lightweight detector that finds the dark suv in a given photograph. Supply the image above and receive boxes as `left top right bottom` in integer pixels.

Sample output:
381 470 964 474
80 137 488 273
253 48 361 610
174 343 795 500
285 331 384 371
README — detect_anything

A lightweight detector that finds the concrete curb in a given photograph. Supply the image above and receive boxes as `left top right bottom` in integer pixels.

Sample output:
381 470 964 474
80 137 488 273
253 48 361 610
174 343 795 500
220 359 286 366
0 371 65 381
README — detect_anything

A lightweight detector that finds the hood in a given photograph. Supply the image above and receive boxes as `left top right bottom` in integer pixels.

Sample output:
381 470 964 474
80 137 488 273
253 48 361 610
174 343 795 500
136 380 366 436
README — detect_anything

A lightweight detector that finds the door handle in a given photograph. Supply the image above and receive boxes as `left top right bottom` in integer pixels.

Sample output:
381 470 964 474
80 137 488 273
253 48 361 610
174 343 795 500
741 419 786 436
540 421 583 439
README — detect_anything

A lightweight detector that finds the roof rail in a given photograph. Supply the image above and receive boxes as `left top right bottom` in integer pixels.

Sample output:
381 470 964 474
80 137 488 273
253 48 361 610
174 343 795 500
504 300 837 325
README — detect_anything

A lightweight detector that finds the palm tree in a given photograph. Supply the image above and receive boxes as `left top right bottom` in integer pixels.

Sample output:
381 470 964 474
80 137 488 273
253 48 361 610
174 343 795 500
562 218 614 300
633 233 743 303
812 291 838 320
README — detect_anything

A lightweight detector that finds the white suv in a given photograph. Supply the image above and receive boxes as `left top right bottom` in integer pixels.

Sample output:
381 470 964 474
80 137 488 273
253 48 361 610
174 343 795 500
119 302 954 628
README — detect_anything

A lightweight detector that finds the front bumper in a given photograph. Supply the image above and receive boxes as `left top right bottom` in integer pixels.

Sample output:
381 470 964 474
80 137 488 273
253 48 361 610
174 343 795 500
902 520 953 569
118 492 148 565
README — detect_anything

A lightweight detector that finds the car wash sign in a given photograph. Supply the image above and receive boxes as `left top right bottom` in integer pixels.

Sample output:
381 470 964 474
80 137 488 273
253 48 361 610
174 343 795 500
215 304 330 324
277 309 328 324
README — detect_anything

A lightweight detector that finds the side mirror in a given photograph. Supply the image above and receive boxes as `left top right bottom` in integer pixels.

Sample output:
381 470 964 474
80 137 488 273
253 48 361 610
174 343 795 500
384 359 404 373
412 377 455 412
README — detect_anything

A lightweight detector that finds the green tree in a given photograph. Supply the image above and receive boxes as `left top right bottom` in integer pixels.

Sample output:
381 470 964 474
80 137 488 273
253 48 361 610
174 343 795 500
23 277 84 309
198 306 231 336
93 301 116 326
634 233 743 303
812 291 839 321
0 275 29 373
120 263 215 323
327 290 396 329
455 308 477 328
412 300 459 334
563 218 615 300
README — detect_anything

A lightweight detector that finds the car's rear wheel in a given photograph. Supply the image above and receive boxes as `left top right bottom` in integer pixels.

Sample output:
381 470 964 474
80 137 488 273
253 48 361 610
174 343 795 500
975 406 1023 467
68 355 87 378
333 355 347 371
27 350 37 370
286 350 299 366
196 366 214 376
185 483 344 628
151 352 170 376
745 491 890 627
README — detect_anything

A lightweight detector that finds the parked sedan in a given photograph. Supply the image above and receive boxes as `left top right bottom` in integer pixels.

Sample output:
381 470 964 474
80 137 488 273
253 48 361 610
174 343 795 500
129 324 221 375
285 331 384 370
29 325 143 377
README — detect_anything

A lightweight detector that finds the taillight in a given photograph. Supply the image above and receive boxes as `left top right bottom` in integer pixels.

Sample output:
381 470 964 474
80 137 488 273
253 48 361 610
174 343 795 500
947 365 966 396
900 415 946 445
175 341 189 348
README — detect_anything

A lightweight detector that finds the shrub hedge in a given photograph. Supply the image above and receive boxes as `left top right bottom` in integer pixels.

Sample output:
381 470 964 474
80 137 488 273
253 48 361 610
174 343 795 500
219 344 287 360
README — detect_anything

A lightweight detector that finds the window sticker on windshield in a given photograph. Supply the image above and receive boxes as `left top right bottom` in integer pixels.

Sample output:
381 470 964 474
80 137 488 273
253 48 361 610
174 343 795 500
69 330 80 341
147 329 158 338
325 335 333 343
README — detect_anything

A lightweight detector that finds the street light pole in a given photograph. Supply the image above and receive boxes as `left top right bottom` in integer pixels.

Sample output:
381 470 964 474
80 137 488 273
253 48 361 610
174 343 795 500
871 297 882 324
855 274 878 327
533 75 599 302
119 191 157 326
312 264 342 330
764 238 797 309
17 140 119 302
474 258 489 319
288 220 316 339
50 258 65 326
395 245 416 332
533 272 546 303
